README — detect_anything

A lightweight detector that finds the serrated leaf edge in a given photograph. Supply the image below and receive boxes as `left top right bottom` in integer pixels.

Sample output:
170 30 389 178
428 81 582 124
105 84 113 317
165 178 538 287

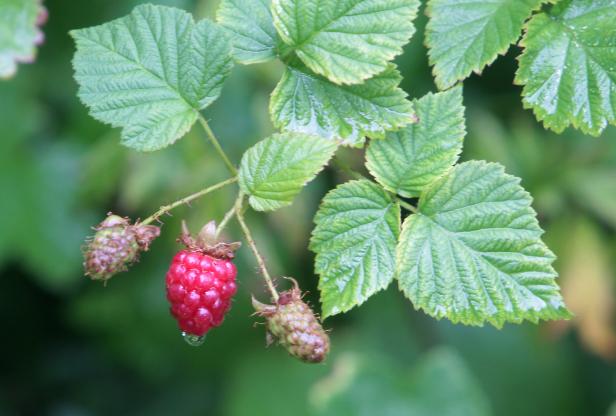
310 179 401 318
425 0 546 90
394 160 572 328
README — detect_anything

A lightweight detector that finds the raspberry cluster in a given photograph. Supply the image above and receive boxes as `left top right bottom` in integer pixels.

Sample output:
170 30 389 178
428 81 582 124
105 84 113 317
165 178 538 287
166 250 237 336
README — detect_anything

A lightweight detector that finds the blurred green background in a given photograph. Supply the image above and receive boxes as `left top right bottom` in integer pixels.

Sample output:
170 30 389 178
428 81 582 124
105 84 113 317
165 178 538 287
1 0 616 415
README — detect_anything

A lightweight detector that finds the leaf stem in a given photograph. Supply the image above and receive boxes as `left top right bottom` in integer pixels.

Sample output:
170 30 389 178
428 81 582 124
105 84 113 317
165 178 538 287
397 198 418 214
234 195 279 302
139 177 238 226
215 203 237 239
197 114 238 176
331 156 365 180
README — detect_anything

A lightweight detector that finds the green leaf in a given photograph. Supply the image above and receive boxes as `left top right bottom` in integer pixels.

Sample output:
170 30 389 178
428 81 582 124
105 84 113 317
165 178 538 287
239 133 337 211
217 0 283 64
71 4 233 151
516 0 616 136
396 161 571 327
272 0 420 85
0 0 46 78
310 180 400 317
426 0 543 90
366 86 465 198
270 63 415 146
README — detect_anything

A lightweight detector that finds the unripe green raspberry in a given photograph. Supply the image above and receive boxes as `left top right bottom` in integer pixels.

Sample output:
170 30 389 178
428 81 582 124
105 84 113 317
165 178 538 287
83 213 160 283
253 279 330 363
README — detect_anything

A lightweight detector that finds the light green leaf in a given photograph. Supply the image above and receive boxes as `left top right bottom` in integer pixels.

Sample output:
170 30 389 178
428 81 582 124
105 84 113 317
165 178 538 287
396 161 571 327
310 180 400 317
0 0 46 78
239 133 337 211
272 0 420 85
217 0 283 64
515 0 616 136
426 0 543 90
366 86 465 198
71 4 233 151
271 63 415 146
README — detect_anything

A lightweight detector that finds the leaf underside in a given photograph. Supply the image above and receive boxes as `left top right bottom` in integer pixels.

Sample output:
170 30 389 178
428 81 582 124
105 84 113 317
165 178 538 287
366 85 465 198
396 161 571 327
516 0 616 136
310 180 400 318
71 4 233 151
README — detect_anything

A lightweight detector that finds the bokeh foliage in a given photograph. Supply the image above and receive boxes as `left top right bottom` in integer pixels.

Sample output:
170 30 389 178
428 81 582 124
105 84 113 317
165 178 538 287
0 0 615 415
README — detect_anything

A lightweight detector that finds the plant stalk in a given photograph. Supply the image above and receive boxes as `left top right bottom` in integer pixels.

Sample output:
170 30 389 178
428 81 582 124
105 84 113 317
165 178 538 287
139 177 238 226
234 195 279 302
397 198 418 214
215 203 237 239
197 114 238 176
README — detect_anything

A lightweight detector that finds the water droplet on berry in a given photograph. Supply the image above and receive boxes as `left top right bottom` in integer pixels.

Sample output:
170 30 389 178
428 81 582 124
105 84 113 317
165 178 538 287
182 332 206 346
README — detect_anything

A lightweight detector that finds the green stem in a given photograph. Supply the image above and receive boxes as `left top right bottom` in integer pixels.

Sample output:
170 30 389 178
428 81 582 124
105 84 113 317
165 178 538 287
197 114 238 176
234 195 279 302
215 203 237 239
332 156 365 180
397 198 418 214
138 177 238 226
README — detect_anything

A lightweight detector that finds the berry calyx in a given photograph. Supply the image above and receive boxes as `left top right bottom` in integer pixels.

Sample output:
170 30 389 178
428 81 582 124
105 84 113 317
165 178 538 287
166 221 240 339
83 213 160 283
253 279 330 363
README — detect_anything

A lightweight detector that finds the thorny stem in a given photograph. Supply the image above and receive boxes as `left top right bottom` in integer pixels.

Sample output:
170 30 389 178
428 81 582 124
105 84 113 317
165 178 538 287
234 195 279 302
197 114 238 176
397 198 418 214
139 177 238 226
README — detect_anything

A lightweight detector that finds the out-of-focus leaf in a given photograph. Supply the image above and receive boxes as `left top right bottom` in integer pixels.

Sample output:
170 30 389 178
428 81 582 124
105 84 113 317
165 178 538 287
225 349 328 416
567 168 616 229
271 63 415 146
272 0 420 85
556 219 616 359
0 82 88 290
217 0 283 64
0 143 89 289
0 0 46 78
312 348 492 416
239 133 337 211
366 86 465 198
71 4 233 151
516 0 616 136
396 161 571 327
310 180 400 318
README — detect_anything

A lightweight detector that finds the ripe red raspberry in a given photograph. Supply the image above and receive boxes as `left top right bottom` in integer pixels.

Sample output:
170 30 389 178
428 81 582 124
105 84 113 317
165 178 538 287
166 221 240 340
